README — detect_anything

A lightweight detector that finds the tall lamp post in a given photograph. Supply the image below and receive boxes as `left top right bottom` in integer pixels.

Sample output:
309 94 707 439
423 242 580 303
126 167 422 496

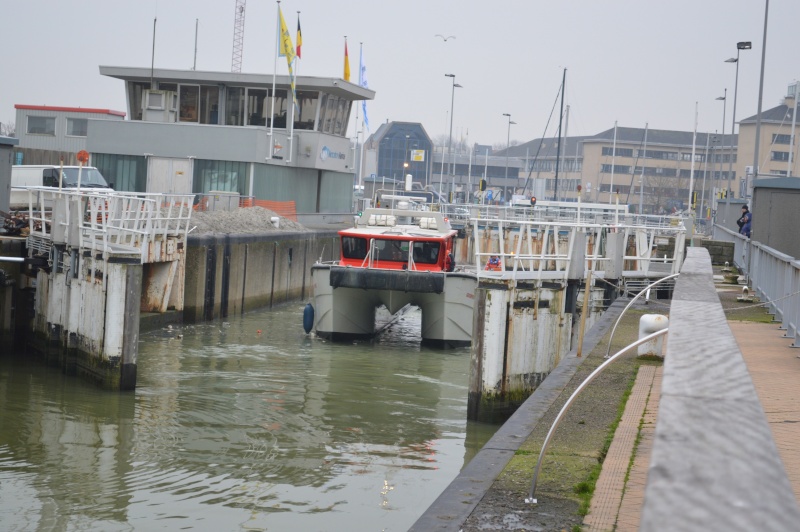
503 113 516 203
716 90 727 204
445 74 462 199
725 41 751 197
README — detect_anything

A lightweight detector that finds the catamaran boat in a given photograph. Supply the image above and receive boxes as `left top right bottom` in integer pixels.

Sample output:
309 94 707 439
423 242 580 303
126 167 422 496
308 208 477 347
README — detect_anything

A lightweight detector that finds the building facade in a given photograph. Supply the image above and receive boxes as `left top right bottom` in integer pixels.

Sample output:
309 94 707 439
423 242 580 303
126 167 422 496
737 82 800 196
11 67 373 215
84 66 373 214
14 105 125 165
361 122 521 203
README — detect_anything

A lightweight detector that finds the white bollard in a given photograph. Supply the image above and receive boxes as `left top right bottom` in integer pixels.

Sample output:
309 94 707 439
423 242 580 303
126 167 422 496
638 314 668 357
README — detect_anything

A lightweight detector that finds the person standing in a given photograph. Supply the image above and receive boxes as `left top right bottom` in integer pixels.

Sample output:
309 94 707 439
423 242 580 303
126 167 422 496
737 205 752 237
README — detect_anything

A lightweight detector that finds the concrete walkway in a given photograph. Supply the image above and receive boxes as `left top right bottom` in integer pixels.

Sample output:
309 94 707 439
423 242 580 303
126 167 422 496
584 317 800 530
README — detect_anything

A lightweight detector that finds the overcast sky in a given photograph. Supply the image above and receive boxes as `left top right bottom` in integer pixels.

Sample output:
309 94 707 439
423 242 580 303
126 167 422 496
1 1 798 147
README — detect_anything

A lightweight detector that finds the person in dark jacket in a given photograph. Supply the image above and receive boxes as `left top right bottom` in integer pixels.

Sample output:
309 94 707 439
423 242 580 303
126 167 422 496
737 205 752 237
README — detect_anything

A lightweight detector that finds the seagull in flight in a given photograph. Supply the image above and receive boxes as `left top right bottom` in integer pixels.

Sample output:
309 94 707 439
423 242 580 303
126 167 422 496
435 34 456 42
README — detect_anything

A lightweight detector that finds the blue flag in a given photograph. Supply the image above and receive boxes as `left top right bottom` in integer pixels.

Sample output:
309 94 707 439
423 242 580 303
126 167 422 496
359 48 370 132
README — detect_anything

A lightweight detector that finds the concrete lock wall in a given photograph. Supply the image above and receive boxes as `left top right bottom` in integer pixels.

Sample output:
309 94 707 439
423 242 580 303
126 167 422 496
0 240 25 350
469 280 574 421
184 231 341 322
31 251 141 390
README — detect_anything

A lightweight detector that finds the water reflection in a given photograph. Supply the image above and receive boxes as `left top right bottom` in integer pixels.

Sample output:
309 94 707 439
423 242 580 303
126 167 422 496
0 305 497 531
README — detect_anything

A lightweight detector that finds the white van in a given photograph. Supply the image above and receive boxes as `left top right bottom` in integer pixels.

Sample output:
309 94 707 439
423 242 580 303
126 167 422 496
10 165 114 209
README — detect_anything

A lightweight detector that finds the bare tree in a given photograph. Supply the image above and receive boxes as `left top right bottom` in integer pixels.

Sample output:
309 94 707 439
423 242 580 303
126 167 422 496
0 121 15 137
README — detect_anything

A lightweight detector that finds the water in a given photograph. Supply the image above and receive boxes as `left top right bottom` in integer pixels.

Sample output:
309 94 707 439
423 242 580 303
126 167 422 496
0 304 497 531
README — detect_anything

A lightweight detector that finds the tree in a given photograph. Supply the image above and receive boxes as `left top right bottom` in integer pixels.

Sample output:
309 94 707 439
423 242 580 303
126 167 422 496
0 121 15 137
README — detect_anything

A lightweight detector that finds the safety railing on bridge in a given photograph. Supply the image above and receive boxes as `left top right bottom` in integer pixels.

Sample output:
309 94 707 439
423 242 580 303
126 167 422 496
441 201 690 230
713 222 799 347
712 224 749 272
472 214 686 283
24 188 194 265
749 241 800 347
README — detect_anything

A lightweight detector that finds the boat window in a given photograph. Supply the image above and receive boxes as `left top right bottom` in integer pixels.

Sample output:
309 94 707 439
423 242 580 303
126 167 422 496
412 242 440 264
342 237 368 259
376 239 408 262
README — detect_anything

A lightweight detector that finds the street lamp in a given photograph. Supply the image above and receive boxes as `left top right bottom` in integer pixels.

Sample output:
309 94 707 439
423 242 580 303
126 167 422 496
503 113 516 203
716 90 727 203
725 41 751 197
445 74 462 188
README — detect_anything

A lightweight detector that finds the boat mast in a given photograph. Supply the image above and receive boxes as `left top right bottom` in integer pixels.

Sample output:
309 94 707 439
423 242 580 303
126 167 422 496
553 68 566 201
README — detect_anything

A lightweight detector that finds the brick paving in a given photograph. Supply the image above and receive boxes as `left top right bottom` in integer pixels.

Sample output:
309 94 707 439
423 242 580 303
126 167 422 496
585 317 800 530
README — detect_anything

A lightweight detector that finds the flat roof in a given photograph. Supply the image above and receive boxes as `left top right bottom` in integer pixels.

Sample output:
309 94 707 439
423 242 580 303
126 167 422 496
15 104 126 117
0 136 19 147
99 65 375 101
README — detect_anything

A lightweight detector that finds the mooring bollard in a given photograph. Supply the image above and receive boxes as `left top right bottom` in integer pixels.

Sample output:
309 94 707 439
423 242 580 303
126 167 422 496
638 314 668 357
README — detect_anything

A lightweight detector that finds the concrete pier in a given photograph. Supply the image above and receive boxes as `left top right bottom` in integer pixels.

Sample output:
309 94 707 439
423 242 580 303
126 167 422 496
18 190 193 390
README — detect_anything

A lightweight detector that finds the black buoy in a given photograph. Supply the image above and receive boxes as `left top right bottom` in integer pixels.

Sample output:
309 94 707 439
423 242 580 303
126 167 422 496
303 303 314 334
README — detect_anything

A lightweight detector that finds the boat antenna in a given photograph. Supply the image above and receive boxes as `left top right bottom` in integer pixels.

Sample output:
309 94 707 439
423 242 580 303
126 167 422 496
318 244 326 263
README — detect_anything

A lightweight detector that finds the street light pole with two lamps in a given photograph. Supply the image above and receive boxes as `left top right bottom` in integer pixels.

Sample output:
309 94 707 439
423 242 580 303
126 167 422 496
725 41 751 197
503 113 516 204
445 74 462 199
715 89 727 204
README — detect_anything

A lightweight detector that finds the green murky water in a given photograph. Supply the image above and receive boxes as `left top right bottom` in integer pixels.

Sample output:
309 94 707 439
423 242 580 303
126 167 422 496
0 304 496 531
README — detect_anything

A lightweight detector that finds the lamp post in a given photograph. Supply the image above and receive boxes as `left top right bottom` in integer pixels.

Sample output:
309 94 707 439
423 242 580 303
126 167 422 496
503 113 516 203
445 74 462 198
725 41 751 197
716 90 727 204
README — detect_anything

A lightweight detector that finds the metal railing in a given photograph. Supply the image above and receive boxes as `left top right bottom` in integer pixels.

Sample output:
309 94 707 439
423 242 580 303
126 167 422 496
24 188 194 265
711 224 749 272
526 327 670 503
472 215 686 282
441 202 691 230
749 241 800 347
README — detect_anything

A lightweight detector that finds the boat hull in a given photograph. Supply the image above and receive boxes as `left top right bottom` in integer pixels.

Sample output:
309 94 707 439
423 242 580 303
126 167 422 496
311 264 477 347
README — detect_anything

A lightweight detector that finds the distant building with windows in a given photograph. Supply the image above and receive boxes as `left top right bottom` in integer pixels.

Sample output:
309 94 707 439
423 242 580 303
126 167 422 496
499 127 737 214
737 81 800 195
14 105 125 165
361 122 520 203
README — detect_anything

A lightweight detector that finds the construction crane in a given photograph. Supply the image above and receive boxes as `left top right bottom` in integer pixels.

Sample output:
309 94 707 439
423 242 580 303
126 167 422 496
231 0 246 73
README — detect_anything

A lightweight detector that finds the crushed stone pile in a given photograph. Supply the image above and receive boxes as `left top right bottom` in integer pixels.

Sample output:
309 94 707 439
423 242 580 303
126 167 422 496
189 207 309 235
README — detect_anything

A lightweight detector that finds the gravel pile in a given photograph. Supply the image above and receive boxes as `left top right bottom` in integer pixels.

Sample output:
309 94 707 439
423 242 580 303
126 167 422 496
189 207 309 235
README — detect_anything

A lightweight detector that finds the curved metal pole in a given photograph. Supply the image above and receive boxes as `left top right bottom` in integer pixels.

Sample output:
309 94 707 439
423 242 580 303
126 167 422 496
526 328 669 504
604 273 679 358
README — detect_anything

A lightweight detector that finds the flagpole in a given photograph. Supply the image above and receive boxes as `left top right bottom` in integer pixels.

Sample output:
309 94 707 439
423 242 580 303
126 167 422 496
268 1 281 160
287 10 299 164
353 42 362 187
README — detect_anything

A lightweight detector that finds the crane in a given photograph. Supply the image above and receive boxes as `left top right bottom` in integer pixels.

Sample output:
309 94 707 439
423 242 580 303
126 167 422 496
231 0 246 73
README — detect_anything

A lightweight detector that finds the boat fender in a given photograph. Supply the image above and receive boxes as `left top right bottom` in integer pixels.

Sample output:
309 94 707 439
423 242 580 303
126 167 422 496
303 303 314 334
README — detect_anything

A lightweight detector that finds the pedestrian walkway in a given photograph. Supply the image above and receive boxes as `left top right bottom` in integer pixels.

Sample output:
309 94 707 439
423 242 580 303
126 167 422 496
584 366 662 531
584 318 800 530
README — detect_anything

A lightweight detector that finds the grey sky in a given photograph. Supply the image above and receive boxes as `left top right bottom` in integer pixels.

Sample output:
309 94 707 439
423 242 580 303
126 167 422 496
1 1 798 147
